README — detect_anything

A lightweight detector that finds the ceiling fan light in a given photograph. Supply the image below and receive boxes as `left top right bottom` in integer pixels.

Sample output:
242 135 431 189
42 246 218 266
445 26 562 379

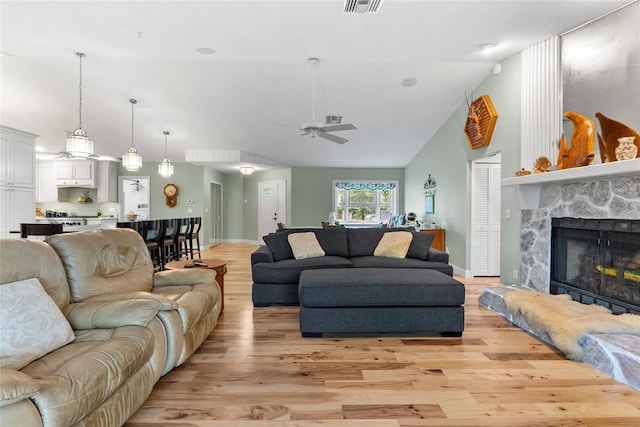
240 166 254 175
122 147 142 171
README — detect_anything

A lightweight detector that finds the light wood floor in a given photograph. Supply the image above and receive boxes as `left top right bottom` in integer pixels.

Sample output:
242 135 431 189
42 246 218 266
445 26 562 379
126 243 640 426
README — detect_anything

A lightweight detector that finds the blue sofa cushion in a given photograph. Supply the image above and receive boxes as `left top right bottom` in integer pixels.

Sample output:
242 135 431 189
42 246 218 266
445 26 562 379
349 256 453 276
406 231 435 261
264 228 350 261
252 256 353 284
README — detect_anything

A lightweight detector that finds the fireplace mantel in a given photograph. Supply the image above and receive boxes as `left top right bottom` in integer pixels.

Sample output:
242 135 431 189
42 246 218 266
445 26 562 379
502 159 640 210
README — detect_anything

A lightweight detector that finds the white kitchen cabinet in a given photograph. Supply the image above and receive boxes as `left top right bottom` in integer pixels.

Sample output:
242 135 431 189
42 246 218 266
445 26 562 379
36 161 59 202
1 126 36 188
1 126 36 238
97 161 118 202
56 160 96 187
0 187 35 238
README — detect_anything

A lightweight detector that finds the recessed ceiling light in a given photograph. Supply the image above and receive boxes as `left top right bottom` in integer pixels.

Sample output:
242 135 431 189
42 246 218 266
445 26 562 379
401 77 418 88
196 47 216 55
479 43 497 54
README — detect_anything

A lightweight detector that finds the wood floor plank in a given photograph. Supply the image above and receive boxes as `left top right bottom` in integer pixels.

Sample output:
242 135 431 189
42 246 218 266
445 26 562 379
125 243 640 427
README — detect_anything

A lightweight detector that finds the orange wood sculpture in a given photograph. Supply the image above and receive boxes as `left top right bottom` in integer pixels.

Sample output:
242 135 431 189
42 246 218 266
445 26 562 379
557 111 595 170
595 112 640 162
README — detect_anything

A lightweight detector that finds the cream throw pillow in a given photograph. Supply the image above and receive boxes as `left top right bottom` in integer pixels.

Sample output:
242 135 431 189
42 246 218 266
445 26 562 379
288 232 325 260
374 231 413 258
0 278 75 370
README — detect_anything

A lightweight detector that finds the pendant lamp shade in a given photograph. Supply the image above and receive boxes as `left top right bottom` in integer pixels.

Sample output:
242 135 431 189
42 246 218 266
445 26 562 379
66 52 95 158
122 99 142 171
158 131 174 178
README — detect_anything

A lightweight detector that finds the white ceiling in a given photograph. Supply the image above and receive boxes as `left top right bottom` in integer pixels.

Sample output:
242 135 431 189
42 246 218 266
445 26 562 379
1 0 631 173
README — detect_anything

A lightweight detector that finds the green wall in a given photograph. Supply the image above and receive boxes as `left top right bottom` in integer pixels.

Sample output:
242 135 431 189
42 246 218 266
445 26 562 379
290 167 405 228
404 53 522 281
240 168 292 242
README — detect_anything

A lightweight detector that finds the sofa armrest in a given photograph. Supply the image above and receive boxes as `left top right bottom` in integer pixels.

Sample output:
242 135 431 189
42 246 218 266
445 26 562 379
62 299 161 329
153 269 217 288
427 247 449 263
251 245 274 265
82 291 179 310
0 369 40 408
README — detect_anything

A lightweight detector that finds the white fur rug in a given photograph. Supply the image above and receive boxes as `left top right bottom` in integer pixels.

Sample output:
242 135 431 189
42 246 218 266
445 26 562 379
504 290 640 361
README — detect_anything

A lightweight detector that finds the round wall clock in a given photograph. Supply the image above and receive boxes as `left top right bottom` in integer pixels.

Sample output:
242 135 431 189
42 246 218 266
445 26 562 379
163 183 178 207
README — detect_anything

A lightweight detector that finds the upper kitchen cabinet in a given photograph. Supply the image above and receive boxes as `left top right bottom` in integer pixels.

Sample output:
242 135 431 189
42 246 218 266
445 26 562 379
56 159 96 188
1 126 36 188
97 161 118 202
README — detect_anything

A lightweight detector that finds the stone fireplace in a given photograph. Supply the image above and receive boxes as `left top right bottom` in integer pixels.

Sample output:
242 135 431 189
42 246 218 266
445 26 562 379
519 172 640 299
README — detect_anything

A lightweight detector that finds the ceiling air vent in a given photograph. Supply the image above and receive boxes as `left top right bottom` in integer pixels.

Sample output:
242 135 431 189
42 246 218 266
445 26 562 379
343 0 384 14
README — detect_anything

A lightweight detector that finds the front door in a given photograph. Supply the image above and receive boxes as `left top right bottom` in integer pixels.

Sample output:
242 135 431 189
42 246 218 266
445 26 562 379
258 180 286 244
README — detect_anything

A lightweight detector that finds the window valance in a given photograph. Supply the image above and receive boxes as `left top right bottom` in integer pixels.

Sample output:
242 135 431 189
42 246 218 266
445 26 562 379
335 182 396 190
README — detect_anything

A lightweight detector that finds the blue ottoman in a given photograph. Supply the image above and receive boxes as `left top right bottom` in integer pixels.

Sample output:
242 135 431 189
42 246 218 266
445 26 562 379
298 268 465 337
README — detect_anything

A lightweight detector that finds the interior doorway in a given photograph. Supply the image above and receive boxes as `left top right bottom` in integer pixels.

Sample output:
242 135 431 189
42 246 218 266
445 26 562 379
119 176 150 220
471 153 501 276
258 180 286 244
209 181 223 247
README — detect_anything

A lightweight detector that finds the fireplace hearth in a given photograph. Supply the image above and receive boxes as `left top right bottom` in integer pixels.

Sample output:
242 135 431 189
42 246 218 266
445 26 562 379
551 217 640 314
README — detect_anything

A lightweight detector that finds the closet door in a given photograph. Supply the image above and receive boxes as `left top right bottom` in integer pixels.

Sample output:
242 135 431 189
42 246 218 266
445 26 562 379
471 162 501 276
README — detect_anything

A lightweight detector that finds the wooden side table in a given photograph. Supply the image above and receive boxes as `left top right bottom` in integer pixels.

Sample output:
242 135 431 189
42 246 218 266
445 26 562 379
164 258 227 312
420 229 445 252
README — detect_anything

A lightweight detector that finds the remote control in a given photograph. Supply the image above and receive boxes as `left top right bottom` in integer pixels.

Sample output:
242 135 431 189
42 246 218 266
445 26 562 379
193 261 208 267
183 264 194 268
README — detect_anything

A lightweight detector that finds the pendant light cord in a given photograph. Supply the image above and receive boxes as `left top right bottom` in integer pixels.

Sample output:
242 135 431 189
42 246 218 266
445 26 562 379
130 99 137 148
76 52 85 130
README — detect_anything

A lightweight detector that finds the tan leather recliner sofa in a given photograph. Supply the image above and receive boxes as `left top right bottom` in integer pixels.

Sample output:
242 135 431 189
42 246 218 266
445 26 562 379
0 229 222 427
46 228 222 374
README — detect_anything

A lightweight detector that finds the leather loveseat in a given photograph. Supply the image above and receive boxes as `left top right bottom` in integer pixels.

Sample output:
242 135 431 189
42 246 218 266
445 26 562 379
251 227 452 306
0 229 222 427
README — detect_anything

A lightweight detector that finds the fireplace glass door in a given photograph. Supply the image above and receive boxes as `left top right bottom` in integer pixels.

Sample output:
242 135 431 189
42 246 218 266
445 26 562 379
551 218 640 314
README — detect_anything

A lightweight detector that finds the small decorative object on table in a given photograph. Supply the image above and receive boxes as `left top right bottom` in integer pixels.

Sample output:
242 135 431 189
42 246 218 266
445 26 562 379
615 136 638 161
126 211 138 221
516 168 531 176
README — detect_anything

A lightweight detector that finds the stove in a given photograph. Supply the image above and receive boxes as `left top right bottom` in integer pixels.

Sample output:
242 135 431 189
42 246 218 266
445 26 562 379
46 217 87 226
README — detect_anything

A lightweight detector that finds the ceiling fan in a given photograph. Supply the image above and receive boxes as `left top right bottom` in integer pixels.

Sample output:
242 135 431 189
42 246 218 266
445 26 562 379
290 58 357 145
122 178 144 191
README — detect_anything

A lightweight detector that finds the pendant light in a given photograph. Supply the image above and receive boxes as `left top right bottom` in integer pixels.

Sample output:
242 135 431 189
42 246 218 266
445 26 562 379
158 131 174 178
66 52 95 158
121 98 142 171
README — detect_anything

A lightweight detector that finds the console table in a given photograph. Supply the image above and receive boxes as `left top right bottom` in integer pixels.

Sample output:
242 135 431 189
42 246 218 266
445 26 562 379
420 229 445 252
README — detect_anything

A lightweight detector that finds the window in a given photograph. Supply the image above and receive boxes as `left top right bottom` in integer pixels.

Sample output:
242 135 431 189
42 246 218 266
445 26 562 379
333 181 398 225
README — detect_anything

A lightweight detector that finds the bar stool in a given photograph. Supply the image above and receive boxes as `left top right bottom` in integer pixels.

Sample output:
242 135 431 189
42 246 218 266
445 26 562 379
176 218 191 260
186 217 202 260
142 220 164 271
161 219 180 266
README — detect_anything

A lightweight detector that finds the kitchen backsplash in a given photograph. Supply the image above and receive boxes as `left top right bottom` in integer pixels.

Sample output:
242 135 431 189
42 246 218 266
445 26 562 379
36 188 121 218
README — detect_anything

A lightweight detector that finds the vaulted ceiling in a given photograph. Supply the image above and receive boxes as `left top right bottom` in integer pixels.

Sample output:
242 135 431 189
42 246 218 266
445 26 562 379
1 1 631 173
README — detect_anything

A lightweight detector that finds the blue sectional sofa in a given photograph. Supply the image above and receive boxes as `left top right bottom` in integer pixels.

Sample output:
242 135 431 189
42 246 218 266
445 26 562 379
251 227 453 307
